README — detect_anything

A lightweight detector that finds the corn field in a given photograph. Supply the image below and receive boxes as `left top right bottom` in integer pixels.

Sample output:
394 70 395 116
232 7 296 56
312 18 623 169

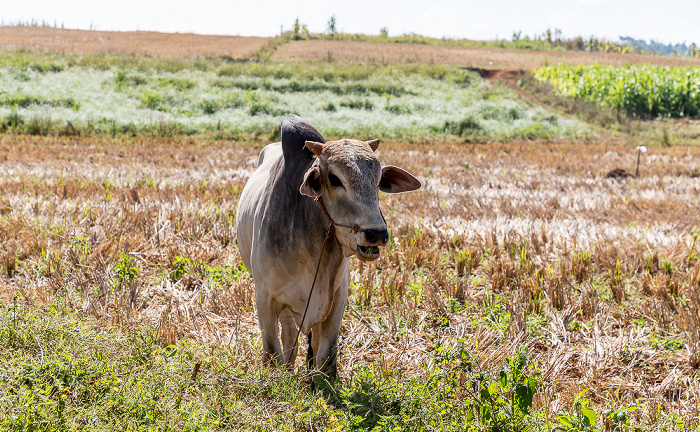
534 64 700 119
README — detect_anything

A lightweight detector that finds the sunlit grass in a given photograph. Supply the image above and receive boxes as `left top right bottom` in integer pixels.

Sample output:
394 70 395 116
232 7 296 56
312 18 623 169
1 135 699 430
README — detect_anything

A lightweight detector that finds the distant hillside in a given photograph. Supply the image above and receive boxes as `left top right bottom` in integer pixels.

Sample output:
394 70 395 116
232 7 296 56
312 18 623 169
619 36 699 57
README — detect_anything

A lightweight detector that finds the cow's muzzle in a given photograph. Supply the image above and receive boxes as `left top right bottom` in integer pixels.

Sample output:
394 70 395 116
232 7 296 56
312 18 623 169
364 228 389 245
356 228 388 261
316 196 388 261
356 245 381 261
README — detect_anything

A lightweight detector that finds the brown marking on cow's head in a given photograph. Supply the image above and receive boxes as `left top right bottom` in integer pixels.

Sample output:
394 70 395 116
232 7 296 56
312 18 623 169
300 138 421 261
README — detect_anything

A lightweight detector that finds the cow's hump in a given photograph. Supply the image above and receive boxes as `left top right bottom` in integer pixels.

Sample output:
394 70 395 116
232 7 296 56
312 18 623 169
281 115 325 163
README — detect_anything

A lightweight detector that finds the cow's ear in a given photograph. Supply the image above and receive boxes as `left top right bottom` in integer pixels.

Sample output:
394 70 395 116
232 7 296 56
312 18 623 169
366 139 380 152
379 166 421 194
300 166 323 197
305 141 325 156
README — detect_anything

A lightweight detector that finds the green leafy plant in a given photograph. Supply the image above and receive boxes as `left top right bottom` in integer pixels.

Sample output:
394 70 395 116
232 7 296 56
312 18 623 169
554 391 599 431
139 91 166 111
464 350 539 430
602 401 639 432
112 252 139 289
661 258 674 276
170 256 190 283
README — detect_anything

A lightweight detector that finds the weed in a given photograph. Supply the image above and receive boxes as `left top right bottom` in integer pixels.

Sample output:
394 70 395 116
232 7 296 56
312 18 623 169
437 116 482 137
139 91 167 111
554 391 598 431
170 256 190 283
609 259 625 303
339 98 373 110
156 77 196 91
114 69 147 89
661 258 674 276
602 402 639 432
112 252 139 290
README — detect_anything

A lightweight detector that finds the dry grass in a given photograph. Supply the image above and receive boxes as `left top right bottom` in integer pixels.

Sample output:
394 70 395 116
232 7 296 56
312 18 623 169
274 40 700 69
1 134 700 425
0 27 268 59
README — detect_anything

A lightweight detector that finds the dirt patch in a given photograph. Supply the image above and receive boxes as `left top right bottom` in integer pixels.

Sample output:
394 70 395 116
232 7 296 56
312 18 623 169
465 67 522 81
0 26 268 58
274 39 700 69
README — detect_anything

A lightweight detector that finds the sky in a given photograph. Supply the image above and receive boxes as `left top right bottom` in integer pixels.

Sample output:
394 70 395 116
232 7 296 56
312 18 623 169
3 0 700 45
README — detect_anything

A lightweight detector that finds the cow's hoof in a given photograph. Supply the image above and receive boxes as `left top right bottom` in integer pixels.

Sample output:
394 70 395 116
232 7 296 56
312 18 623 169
356 245 380 261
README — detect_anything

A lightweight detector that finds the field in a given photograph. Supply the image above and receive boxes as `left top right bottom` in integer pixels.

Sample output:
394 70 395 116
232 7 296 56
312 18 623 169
0 27 267 58
1 27 700 431
273 40 700 69
5 27 700 70
2 134 700 429
0 51 587 140
534 65 700 119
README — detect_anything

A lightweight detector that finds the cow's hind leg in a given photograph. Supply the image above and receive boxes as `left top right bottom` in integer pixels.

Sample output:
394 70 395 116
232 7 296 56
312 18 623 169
256 290 283 365
279 307 299 367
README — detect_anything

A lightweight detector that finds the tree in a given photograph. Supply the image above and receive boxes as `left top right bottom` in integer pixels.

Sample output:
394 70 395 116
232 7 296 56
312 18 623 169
327 14 337 37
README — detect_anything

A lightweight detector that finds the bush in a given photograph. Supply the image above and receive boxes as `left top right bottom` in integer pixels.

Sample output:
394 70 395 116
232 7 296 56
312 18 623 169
439 116 482 136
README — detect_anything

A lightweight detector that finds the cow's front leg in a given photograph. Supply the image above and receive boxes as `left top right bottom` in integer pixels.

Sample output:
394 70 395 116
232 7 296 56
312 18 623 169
256 290 283 365
314 274 349 379
279 307 299 366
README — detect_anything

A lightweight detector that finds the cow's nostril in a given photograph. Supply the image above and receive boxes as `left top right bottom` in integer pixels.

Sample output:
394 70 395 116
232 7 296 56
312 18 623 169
365 228 389 245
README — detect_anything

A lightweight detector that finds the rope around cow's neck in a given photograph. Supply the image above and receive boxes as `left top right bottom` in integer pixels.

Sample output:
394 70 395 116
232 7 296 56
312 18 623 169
316 195 363 244
288 195 385 367
288 219 333 363
288 196 343 364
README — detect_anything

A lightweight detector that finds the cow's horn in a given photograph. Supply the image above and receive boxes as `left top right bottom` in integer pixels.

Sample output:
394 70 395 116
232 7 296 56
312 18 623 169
366 139 380 152
305 141 325 155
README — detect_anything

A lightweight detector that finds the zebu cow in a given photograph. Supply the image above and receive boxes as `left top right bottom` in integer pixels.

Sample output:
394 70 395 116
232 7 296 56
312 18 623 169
236 115 420 376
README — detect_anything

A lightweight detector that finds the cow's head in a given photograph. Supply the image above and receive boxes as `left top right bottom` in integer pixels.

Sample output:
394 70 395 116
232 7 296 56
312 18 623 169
299 139 421 261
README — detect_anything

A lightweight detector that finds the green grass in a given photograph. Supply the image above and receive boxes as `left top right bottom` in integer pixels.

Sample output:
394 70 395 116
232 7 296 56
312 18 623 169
0 300 333 430
285 30 645 54
303 31 565 51
0 298 555 431
3 297 680 431
0 51 587 140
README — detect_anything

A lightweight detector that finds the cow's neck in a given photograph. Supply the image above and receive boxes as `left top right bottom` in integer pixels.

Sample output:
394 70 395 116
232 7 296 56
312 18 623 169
262 156 337 265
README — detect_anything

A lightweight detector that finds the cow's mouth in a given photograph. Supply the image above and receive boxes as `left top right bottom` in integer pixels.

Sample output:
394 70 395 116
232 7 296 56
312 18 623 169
356 245 380 261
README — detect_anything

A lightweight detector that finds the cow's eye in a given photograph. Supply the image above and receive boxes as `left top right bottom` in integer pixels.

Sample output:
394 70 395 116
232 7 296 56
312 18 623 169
328 173 343 188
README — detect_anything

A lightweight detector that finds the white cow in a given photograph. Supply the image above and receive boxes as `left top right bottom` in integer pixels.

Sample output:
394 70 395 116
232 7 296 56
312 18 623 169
236 115 420 376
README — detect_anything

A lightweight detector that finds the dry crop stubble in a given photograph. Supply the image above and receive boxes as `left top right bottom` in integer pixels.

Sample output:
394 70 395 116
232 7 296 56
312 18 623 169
273 40 700 69
0 27 268 59
1 134 700 423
